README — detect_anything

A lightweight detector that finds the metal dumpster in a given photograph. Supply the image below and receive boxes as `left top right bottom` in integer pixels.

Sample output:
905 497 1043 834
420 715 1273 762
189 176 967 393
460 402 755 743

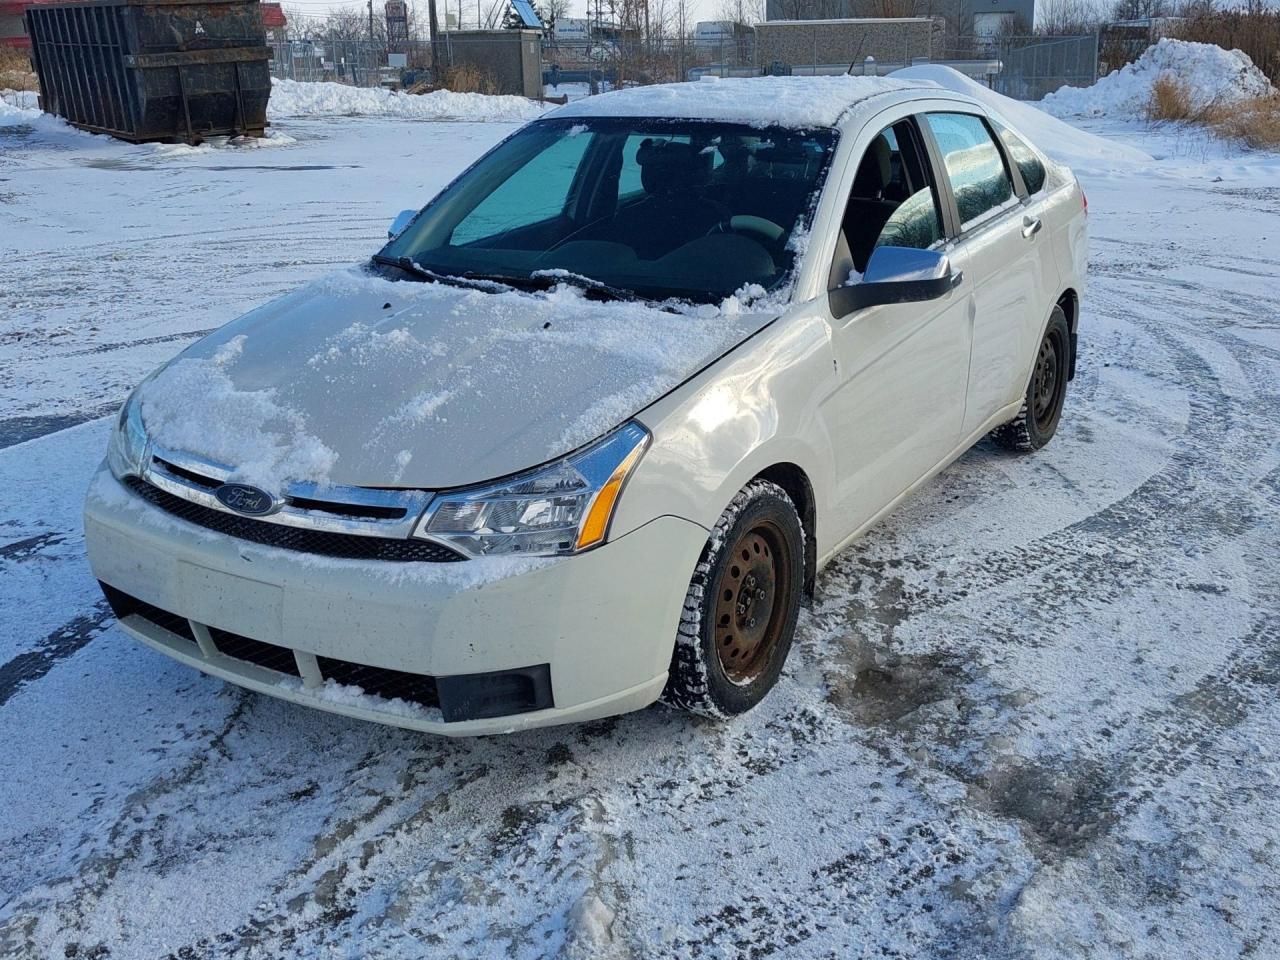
25 0 270 144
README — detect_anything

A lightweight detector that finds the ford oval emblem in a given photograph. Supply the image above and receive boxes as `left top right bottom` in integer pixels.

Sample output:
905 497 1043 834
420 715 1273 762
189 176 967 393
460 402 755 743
214 483 278 517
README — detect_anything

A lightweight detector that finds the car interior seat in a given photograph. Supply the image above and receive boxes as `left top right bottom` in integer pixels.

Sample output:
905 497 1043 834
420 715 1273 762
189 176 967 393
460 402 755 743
843 136 904 272
603 139 728 259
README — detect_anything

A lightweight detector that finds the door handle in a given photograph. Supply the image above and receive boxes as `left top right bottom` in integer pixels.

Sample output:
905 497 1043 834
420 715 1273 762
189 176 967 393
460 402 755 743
1021 216 1043 239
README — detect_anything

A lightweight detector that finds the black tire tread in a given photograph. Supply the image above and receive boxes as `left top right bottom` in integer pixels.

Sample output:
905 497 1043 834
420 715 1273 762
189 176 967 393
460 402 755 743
992 305 1070 453
661 479 801 718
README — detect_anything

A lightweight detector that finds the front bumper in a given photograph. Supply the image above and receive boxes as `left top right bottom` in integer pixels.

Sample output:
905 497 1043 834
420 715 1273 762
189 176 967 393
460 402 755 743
84 467 709 736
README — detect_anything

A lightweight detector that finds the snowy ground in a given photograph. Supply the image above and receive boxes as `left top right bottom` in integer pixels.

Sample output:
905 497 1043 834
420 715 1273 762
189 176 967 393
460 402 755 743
3 98 1280 960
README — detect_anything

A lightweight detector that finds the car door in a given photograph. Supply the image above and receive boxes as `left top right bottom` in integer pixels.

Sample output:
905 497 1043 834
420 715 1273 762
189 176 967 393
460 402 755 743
820 114 972 539
920 111 1053 437
991 119 1065 389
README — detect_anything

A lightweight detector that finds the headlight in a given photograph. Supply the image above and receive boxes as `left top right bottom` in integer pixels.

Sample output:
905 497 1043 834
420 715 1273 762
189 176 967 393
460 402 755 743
107 389 149 480
414 422 650 557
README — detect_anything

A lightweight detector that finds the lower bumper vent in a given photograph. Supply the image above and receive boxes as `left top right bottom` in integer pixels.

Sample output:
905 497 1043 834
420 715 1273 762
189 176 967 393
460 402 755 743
209 628 301 677
99 583 554 722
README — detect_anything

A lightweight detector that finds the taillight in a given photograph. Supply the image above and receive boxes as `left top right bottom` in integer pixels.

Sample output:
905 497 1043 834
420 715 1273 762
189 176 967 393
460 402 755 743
1081 187 1088 214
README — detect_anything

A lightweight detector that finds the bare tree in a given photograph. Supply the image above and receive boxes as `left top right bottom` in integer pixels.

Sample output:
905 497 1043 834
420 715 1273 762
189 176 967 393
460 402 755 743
1110 0 1166 20
324 7 370 40
543 0 572 26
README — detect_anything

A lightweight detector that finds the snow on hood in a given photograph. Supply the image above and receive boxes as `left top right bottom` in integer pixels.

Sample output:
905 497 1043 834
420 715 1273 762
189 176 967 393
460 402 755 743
136 269 774 490
550 75 935 128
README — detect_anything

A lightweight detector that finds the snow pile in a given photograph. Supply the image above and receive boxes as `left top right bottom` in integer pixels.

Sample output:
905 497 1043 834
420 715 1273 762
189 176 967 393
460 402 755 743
1 89 39 112
276 677 443 721
267 78 546 121
552 75 935 128
147 130 297 155
890 64 1154 168
1041 39 1276 118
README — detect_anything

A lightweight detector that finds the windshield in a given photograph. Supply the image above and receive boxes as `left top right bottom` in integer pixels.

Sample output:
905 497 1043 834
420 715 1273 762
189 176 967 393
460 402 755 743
377 117 838 304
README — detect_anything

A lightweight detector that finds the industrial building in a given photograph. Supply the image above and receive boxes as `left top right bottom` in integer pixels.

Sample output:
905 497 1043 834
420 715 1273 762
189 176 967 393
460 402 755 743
763 0 1035 46
754 17 935 70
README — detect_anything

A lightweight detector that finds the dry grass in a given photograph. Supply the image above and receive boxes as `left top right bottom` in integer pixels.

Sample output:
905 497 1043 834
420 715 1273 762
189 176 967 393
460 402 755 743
0 46 38 93
1207 95 1280 149
1146 69 1280 151
408 63 499 96
1146 73 1198 121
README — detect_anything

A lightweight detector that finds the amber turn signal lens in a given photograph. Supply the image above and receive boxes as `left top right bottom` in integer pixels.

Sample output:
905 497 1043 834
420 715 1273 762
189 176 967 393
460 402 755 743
576 443 646 550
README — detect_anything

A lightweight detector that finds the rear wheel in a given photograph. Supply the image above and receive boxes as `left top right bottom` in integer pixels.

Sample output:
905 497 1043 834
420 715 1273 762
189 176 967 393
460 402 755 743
662 479 804 717
992 305 1071 452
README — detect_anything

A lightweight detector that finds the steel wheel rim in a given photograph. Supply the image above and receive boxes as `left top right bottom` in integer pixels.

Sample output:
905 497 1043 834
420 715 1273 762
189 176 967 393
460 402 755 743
712 519 792 686
1031 330 1063 433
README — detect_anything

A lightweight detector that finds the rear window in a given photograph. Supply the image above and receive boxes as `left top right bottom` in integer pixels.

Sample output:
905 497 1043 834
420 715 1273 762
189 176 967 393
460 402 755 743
995 123 1047 195
924 112 1015 230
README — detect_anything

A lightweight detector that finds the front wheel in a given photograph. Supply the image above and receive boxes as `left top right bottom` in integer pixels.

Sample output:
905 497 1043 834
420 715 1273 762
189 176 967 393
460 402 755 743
992 305 1071 452
662 479 804 718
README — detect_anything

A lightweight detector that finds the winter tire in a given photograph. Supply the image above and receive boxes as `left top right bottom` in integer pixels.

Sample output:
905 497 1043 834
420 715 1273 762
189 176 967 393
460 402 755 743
992 305 1071 452
662 479 804 718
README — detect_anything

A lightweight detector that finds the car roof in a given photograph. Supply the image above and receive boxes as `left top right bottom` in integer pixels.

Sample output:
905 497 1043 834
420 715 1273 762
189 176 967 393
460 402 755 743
547 75 970 130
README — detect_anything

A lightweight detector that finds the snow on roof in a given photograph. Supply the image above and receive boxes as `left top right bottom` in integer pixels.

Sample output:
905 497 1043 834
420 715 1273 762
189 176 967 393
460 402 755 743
549 75 936 128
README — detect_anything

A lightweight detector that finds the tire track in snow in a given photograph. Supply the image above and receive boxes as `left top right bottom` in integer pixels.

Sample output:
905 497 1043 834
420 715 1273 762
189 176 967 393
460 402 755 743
0 605 111 707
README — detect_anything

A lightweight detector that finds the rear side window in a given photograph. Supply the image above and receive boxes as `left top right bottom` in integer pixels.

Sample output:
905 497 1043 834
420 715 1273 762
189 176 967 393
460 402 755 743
994 123 1046 194
924 113 1014 230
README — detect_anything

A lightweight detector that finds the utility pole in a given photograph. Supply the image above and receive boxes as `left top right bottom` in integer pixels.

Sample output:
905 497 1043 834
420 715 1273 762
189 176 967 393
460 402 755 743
427 0 441 72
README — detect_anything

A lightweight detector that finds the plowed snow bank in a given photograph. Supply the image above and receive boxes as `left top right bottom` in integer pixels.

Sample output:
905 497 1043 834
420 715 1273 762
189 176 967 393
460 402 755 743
267 78 546 121
1041 39 1275 118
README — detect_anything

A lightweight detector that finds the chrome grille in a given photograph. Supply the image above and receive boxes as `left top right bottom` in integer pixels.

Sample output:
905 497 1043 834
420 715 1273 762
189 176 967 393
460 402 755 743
143 445 428 539
124 477 466 562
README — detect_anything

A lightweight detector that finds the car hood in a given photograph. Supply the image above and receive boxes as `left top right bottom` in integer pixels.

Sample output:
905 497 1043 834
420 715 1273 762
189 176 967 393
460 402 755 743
135 268 775 490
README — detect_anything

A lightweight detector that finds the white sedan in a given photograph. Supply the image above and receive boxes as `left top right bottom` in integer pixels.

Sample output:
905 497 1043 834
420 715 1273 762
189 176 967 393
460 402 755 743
85 75 1087 734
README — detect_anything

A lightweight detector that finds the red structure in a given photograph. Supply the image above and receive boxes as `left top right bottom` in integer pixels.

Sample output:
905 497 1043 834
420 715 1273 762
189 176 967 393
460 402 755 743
260 0 285 40
1 0 57 47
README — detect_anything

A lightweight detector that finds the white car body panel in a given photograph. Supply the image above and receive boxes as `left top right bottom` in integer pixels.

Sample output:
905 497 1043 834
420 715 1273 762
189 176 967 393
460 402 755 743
85 78 1088 733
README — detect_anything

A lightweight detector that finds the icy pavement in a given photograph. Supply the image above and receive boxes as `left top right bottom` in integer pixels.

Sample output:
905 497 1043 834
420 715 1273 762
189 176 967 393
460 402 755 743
2 108 1280 959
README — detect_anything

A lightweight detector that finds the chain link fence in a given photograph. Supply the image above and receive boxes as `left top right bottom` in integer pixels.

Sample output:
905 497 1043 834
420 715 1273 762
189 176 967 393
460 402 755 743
994 35 1099 101
269 40 403 86
266 32 1101 100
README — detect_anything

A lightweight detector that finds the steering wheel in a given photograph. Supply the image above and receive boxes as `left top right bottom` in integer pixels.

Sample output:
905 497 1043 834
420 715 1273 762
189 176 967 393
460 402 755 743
708 215 788 257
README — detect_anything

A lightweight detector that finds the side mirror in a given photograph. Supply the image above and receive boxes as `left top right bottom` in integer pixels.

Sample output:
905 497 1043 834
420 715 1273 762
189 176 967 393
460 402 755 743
388 209 417 239
829 246 962 319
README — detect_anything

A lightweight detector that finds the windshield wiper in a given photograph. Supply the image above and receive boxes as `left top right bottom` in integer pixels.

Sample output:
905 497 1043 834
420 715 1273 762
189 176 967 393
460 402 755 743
528 269 637 303
371 256 639 303
371 255 512 293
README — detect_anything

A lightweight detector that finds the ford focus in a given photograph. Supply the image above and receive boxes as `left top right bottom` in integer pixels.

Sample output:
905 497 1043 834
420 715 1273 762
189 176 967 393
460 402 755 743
85 74 1087 734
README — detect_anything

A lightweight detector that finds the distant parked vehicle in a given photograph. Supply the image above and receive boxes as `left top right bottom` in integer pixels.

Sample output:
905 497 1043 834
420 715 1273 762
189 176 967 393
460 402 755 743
86 75 1088 735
